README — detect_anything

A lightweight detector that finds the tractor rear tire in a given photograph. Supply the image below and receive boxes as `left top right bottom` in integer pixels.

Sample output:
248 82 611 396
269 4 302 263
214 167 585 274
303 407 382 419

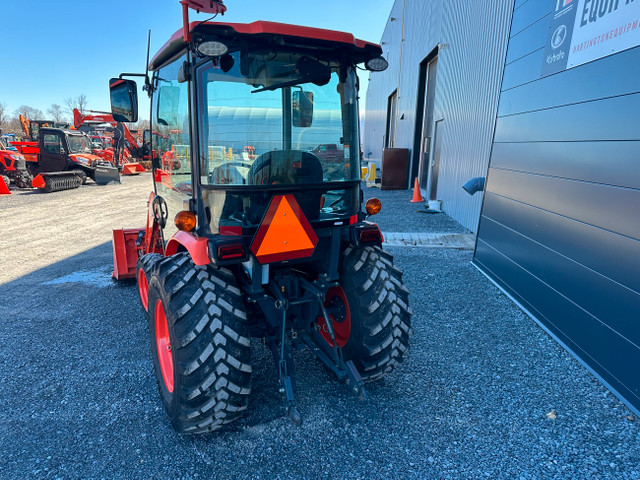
146 253 252 434
337 245 412 382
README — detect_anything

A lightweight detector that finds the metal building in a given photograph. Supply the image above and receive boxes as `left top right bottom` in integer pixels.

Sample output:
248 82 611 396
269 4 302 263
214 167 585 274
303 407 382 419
475 0 640 415
363 0 514 232
367 0 640 415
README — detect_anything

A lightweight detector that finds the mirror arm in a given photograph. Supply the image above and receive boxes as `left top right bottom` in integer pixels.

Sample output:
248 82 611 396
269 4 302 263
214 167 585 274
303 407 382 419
119 72 155 96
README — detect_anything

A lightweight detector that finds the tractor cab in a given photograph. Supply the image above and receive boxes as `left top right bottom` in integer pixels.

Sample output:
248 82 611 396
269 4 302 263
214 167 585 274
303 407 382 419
37 128 120 184
27 120 56 142
109 2 410 435
111 20 389 258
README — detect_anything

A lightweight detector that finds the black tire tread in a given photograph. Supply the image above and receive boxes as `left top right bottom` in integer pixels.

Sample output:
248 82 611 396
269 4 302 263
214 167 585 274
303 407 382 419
341 245 412 382
148 253 251 434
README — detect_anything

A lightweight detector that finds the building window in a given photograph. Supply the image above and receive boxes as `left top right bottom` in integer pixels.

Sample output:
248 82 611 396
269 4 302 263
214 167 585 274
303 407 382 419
385 89 398 148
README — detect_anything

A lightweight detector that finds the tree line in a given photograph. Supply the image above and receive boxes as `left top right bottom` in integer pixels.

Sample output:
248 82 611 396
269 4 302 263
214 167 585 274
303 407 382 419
0 94 148 138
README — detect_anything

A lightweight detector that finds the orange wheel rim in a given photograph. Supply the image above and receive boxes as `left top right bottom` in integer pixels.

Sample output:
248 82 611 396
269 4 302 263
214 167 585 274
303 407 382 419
154 299 174 393
317 286 351 348
138 269 149 311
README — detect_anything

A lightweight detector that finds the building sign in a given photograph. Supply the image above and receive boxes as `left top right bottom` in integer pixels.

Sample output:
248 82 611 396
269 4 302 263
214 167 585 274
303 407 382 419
542 0 640 76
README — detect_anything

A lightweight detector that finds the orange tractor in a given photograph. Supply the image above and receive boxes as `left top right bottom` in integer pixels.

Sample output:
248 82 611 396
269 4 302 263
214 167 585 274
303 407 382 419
110 0 411 434
0 136 32 189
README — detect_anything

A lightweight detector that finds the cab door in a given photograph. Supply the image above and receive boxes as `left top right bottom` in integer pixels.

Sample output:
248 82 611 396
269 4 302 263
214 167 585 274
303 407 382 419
151 55 193 242
39 131 68 172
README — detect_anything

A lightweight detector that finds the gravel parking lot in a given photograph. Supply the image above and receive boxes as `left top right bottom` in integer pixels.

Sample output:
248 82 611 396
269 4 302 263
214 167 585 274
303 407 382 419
0 178 638 479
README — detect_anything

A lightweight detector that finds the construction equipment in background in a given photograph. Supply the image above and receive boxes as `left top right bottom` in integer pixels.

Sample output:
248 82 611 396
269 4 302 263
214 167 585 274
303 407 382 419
110 0 411 435
19 114 70 142
73 109 149 173
1 133 18 151
0 136 32 189
13 127 120 192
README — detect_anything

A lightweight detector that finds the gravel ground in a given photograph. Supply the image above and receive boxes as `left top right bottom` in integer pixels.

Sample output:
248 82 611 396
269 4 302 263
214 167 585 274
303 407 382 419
0 180 638 479
362 185 470 234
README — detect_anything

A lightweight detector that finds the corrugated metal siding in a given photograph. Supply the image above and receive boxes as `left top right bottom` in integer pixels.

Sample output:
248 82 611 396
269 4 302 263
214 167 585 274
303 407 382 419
363 0 513 232
474 0 640 414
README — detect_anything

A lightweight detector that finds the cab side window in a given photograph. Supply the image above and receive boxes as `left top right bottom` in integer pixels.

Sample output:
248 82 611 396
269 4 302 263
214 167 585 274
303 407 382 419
43 134 62 154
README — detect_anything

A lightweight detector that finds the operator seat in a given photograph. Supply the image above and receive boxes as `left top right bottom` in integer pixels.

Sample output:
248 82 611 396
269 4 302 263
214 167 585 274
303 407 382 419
210 163 246 222
210 163 246 185
246 150 323 223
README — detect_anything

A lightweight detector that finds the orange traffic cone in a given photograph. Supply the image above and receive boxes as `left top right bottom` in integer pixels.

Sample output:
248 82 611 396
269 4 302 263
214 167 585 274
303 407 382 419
410 177 424 203
0 176 11 195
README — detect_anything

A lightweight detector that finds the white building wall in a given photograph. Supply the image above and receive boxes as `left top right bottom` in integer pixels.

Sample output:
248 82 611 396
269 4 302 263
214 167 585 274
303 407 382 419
363 0 514 232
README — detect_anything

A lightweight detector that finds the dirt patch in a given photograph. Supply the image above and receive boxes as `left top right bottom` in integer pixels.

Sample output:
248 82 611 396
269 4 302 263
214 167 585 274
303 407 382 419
0 174 151 284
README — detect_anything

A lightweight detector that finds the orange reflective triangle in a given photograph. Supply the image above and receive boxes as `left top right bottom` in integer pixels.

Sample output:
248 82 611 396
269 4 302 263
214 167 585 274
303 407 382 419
251 195 318 264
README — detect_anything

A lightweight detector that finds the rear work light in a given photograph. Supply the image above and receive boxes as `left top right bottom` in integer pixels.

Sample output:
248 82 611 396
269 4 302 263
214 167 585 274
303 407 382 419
217 244 246 261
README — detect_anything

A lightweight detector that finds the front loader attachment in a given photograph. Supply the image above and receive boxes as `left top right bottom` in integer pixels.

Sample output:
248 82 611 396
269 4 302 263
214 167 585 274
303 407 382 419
121 163 146 175
94 164 121 185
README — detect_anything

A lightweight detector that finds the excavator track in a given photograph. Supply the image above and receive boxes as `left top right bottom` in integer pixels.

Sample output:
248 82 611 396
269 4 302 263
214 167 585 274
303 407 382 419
41 173 82 193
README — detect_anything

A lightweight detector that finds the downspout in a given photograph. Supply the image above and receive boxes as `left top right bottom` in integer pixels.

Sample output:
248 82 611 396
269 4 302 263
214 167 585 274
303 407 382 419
393 0 406 149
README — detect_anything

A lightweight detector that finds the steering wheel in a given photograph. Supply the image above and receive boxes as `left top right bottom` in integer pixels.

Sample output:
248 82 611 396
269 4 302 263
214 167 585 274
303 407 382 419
152 195 169 229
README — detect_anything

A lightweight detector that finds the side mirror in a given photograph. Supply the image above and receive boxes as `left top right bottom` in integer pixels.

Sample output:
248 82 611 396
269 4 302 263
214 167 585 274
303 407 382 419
109 78 138 123
292 90 314 128
143 129 151 144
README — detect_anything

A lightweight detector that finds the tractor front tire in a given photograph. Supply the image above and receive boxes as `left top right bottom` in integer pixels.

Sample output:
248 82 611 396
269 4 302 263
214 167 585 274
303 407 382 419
146 253 252 434
338 245 412 382
136 253 163 313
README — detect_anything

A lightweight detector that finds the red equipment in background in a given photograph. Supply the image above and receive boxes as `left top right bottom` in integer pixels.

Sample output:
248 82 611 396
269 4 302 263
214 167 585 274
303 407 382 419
73 109 147 174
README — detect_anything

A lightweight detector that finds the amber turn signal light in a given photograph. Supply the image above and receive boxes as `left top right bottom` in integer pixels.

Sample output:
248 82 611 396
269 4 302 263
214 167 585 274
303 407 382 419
365 198 382 216
174 211 197 232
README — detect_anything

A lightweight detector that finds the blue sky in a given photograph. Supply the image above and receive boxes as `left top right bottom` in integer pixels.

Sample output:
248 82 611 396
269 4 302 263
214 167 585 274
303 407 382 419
0 0 394 120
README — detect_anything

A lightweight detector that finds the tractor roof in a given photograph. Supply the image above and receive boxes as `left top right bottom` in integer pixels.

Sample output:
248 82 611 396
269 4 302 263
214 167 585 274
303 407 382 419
150 21 383 71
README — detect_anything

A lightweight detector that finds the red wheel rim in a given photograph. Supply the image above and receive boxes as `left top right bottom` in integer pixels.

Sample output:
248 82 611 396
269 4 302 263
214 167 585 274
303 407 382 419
317 286 351 348
154 299 174 393
138 269 149 311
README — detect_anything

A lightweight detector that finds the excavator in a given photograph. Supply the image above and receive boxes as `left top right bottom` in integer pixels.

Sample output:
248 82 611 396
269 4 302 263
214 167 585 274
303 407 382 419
73 109 148 174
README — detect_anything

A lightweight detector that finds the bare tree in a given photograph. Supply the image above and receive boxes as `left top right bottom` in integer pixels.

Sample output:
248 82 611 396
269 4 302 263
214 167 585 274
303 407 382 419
64 94 88 116
0 102 7 130
15 105 44 121
47 104 65 123
132 119 150 131
5 117 26 137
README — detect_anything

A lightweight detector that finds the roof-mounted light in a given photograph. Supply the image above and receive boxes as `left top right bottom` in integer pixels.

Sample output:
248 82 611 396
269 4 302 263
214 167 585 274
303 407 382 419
365 56 389 72
197 40 228 57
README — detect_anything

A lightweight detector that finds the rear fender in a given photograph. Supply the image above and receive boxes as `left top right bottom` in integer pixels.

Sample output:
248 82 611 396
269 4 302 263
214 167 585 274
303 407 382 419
165 231 210 265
